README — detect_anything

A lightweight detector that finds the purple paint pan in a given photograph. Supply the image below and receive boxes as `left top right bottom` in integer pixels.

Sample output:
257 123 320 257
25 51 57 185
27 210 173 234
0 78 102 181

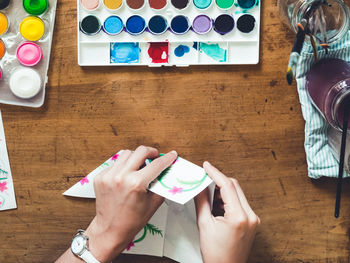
192 15 212 34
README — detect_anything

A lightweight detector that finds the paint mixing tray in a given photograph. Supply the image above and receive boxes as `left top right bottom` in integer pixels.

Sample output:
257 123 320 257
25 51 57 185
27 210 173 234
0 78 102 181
0 0 57 108
78 0 260 66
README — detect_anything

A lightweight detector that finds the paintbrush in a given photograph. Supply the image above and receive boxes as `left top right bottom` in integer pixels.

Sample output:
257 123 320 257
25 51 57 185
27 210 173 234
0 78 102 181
286 22 306 85
334 102 350 218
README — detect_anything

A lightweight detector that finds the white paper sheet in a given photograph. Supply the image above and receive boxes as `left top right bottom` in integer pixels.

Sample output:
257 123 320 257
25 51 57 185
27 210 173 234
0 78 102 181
0 111 16 211
63 152 215 262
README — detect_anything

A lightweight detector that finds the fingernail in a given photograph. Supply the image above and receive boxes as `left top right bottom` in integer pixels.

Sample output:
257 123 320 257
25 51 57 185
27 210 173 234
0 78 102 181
204 161 211 166
170 150 177 155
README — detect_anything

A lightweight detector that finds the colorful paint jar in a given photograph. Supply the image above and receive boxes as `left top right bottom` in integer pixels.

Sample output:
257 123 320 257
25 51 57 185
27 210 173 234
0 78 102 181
80 15 101 36
170 15 190 35
0 12 8 35
215 0 234 9
0 39 5 59
0 0 10 10
20 16 45 41
171 0 189 10
192 15 212 34
9 68 42 99
237 14 255 33
103 0 123 11
103 16 123 35
23 0 49 15
214 14 234 35
126 0 145 10
126 15 146 35
80 0 100 11
148 15 168 35
149 0 167 10
237 0 257 9
193 0 212 9
16 42 43 66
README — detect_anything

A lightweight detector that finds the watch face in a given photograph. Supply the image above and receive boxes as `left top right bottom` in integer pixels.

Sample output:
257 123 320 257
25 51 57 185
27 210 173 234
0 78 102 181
71 235 85 255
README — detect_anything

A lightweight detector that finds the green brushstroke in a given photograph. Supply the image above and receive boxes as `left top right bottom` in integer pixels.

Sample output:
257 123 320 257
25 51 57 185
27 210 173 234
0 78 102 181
200 43 227 62
134 223 163 243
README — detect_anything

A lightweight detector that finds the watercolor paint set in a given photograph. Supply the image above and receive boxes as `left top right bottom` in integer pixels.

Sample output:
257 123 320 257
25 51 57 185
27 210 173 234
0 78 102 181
78 0 260 66
0 0 57 108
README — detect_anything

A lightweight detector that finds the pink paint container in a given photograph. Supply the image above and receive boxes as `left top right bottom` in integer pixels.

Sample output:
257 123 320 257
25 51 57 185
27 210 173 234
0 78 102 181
16 42 43 66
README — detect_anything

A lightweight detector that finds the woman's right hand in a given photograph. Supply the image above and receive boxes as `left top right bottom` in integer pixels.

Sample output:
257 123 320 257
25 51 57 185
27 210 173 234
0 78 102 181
195 161 260 263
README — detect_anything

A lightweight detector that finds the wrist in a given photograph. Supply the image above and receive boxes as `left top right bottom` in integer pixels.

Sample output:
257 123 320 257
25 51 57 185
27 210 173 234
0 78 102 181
85 218 125 263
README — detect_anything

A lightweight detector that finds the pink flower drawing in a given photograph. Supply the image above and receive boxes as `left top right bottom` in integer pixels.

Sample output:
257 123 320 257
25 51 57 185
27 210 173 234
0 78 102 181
126 241 135 251
80 176 89 185
169 186 183 195
0 182 7 192
112 154 119 161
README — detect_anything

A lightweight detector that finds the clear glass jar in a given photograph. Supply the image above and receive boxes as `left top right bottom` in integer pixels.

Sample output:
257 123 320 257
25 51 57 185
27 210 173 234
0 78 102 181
277 0 350 43
328 127 350 173
305 58 350 132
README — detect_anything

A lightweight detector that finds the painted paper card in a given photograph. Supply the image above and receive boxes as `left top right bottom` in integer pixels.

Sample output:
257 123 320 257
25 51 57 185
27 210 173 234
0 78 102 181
148 156 213 204
0 111 16 211
64 152 213 205
123 202 168 257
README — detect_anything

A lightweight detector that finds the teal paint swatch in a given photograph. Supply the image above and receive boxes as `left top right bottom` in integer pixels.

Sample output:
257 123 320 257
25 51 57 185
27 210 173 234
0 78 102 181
199 42 227 62
193 0 212 9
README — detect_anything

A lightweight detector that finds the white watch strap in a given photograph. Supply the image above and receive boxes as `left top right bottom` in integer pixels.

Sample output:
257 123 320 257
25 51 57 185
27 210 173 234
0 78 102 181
80 249 101 263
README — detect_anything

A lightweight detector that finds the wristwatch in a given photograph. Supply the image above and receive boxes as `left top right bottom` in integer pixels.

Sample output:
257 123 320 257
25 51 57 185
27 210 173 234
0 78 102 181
71 229 100 263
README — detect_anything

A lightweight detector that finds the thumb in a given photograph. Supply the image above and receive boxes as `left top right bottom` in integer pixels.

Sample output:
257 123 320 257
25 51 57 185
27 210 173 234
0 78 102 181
194 188 213 229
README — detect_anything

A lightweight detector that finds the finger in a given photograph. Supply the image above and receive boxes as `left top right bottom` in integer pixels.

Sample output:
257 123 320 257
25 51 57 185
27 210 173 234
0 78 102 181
139 150 178 187
203 161 245 216
231 178 259 221
194 188 213 228
104 150 132 180
126 146 159 171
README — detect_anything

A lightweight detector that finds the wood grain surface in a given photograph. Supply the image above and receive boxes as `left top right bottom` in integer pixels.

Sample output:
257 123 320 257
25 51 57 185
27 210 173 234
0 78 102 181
1 0 350 262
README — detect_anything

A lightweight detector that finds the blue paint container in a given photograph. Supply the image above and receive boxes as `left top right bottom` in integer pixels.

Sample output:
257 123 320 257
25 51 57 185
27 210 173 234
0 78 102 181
126 15 146 35
148 15 168 35
237 0 257 9
103 16 123 35
170 15 190 35
193 0 212 9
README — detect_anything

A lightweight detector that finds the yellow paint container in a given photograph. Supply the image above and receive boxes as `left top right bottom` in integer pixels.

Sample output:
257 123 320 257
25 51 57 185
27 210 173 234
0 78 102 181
104 0 123 10
19 16 45 41
0 12 9 35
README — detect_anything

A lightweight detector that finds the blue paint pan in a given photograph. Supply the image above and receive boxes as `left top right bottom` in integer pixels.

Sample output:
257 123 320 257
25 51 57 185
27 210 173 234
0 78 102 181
126 15 146 35
103 16 123 35
170 15 190 35
148 15 168 35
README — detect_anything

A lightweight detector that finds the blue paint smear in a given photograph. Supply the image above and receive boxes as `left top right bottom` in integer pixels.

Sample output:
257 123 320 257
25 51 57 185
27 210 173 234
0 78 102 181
193 0 212 9
199 43 227 62
104 16 123 35
126 15 146 34
193 42 198 50
110 43 140 64
174 45 190 57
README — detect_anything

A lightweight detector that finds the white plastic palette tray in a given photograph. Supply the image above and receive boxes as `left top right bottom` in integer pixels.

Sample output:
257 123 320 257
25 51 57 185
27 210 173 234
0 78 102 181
78 0 260 66
0 0 57 108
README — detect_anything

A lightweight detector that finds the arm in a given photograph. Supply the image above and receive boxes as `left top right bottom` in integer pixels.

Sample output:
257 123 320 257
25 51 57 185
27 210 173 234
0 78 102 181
195 161 260 263
56 146 178 263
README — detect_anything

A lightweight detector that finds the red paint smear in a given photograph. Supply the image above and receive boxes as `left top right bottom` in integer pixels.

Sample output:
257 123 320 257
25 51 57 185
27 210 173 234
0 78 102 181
148 42 169 63
149 0 167 9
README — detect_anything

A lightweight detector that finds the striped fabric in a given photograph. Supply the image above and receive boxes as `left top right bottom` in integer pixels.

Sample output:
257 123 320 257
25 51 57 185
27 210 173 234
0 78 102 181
296 31 350 179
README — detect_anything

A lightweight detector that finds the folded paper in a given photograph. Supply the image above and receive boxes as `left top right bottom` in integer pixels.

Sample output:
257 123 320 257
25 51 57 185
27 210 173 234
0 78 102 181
63 151 215 262
0 111 16 211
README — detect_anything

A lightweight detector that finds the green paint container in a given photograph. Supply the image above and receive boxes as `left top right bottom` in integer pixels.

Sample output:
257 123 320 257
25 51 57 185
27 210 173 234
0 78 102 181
215 0 234 9
23 0 49 15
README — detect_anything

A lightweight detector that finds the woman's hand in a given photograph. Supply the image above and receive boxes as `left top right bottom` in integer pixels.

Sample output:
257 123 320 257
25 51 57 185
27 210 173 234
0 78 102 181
195 161 260 263
56 146 177 263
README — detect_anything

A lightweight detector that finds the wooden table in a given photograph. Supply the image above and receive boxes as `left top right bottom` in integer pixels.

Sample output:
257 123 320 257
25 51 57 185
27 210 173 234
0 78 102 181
1 0 350 262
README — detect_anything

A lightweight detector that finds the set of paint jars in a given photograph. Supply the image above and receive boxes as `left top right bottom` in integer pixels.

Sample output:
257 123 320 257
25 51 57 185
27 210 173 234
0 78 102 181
0 0 49 100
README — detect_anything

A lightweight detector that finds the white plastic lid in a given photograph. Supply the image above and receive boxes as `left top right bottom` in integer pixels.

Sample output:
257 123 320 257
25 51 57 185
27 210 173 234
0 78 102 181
9 68 42 99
